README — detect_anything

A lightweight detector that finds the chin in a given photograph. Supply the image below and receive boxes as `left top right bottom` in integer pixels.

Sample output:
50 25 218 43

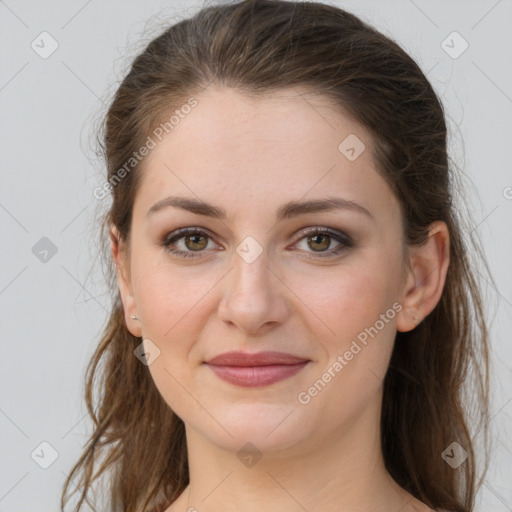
194 403 310 454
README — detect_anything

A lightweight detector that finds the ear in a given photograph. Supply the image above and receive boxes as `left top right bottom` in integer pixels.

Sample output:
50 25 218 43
396 221 450 332
110 226 142 337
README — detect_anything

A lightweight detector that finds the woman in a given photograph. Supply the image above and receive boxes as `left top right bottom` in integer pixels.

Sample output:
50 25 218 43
61 1 490 511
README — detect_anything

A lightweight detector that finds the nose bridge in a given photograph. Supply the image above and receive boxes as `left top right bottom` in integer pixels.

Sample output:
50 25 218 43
218 241 287 332
230 244 273 304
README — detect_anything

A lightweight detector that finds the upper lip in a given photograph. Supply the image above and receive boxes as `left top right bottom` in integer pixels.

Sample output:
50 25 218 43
205 351 310 366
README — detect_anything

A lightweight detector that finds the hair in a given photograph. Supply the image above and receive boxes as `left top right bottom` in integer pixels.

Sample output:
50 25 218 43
61 1 491 511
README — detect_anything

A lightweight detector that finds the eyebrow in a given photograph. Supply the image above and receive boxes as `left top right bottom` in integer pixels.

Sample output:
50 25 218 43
146 195 373 222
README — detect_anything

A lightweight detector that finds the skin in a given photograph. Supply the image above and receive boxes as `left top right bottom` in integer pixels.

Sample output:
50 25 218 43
111 85 449 512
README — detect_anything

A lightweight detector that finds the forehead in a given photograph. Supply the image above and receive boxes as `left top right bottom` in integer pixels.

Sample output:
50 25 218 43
134 85 399 227
164 85 366 155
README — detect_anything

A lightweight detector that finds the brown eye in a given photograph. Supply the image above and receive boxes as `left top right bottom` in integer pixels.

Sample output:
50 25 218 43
294 227 354 259
184 233 208 251
162 228 218 259
307 233 331 252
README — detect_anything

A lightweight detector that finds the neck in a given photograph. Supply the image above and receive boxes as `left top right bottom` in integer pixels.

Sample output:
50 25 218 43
171 392 415 512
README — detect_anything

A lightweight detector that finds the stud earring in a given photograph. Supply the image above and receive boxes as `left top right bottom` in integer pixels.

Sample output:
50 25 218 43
130 315 139 320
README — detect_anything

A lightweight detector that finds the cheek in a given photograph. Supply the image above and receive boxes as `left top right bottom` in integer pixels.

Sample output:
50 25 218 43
132 262 216 417
293 269 399 432
135 265 215 344
130 254 184 340
292 256 400 342
131 257 237 405
292 256 400 395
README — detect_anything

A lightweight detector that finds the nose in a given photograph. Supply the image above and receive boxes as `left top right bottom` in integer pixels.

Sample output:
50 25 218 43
217 249 290 336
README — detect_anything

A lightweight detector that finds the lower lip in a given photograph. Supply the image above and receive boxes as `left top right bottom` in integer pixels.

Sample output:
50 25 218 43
205 362 310 387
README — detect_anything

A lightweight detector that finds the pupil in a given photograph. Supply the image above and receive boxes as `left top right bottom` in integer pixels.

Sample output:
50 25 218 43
309 234 329 251
187 234 206 251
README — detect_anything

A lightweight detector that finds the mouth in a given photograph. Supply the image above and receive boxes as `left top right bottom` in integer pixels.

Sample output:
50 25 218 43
203 351 311 387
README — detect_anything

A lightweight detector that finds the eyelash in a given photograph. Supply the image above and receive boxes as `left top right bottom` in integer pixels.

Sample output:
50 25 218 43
161 226 354 260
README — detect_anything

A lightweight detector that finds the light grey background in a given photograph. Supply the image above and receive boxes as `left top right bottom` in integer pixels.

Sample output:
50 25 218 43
1 0 511 510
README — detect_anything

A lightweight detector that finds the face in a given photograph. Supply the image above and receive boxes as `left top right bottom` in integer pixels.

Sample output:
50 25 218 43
115 85 411 456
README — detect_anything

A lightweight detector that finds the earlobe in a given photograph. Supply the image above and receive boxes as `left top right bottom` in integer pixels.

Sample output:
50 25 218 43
110 226 142 337
396 221 450 333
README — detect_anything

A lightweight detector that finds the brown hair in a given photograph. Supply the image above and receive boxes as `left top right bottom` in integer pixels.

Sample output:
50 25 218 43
61 1 491 511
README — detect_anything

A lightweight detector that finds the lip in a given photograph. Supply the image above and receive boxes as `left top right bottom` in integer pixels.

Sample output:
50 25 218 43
205 350 309 366
204 351 311 387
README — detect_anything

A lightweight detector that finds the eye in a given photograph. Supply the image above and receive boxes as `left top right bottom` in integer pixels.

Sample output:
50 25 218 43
292 227 353 259
161 226 354 260
162 227 219 259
